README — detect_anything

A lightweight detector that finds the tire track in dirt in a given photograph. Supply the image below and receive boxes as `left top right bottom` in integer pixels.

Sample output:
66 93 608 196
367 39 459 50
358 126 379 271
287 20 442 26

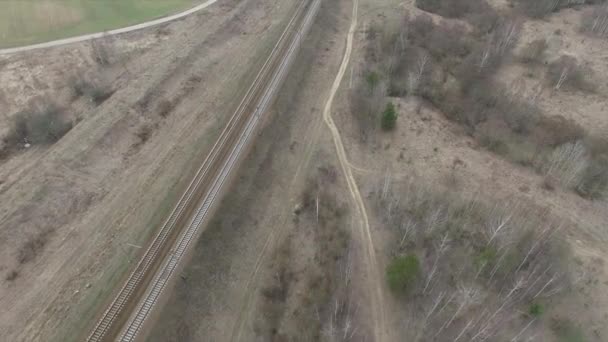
322 0 387 341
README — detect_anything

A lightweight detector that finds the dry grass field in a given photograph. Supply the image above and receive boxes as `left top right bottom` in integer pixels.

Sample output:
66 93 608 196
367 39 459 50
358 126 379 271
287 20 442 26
1 0 607 341
0 0 300 340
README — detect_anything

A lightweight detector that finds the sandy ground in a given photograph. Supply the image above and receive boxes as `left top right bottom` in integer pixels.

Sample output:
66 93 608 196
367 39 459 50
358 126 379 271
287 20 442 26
0 0 302 341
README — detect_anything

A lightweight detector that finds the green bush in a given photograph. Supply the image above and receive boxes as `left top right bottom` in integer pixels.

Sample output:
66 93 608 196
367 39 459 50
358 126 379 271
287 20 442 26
386 254 420 293
381 102 397 131
366 71 381 94
552 319 587 342
529 302 544 317
475 247 497 269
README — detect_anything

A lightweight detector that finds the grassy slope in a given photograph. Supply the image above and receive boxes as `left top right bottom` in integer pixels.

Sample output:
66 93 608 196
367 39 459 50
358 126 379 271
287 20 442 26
0 0 198 48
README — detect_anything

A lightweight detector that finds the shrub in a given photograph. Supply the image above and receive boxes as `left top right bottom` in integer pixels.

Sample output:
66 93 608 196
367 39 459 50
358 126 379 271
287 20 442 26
366 71 381 94
543 140 589 189
89 86 114 105
576 154 608 199
5 269 18 282
529 302 544 317
516 0 605 18
409 14 435 46
475 247 498 269
513 0 560 18
386 254 420 293
520 39 548 64
415 0 499 34
533 115 585 147
351 75 387 139
543 176 557 191
479 133 510 156
157 99 176 118
18 232 51 264
376 177 574 340
90 36 112 66
416 0 489 19
415 0 443 13
580 6 608 37
381 102 398 131
7 105 72 146
136 124 152 144
551 318 587 342
71 77 114 105
512 0 597 18
426 23 472 63
408 18 473 66
547 55 596 92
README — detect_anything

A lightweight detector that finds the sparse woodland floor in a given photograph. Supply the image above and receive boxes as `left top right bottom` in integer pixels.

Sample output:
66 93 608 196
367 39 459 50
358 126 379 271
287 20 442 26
335 0 608 340
150 0 608 341
1 0 608 341
131 0 608 341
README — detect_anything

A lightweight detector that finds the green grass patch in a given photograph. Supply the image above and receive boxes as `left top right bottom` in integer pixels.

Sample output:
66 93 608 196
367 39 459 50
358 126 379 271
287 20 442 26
552 319 587 342
475 247 497 270
0 0 201 48
386 254 420 294
528 302 544 317
381 102 397 131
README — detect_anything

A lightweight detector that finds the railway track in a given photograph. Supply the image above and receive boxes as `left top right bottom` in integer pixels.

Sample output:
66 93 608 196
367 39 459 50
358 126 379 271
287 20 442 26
86 0 321 341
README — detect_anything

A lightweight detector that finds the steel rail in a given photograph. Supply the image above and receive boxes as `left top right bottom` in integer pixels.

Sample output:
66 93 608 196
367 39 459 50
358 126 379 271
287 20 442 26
86 1 314 341
117 1 321 340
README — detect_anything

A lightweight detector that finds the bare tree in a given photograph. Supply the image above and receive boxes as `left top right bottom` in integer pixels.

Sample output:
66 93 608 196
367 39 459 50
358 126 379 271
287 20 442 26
408 51 429 96
485 206 514 246
435 284 483 338
90 33 113 66
581 5 608 37
423 233 450 294
544 140 589 189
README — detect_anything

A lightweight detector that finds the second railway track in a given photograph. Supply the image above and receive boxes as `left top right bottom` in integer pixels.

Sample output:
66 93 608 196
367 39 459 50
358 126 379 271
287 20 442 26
86 0 322 341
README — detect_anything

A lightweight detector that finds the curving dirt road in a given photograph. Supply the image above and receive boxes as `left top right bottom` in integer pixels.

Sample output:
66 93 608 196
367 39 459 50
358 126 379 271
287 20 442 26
321 0 388 340
0 0 219 55
85 1 321 341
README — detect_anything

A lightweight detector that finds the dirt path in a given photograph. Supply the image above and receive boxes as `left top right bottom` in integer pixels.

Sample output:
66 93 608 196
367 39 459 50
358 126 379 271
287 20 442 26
227 2 329 340
321 0 387 340
0 0 219 55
